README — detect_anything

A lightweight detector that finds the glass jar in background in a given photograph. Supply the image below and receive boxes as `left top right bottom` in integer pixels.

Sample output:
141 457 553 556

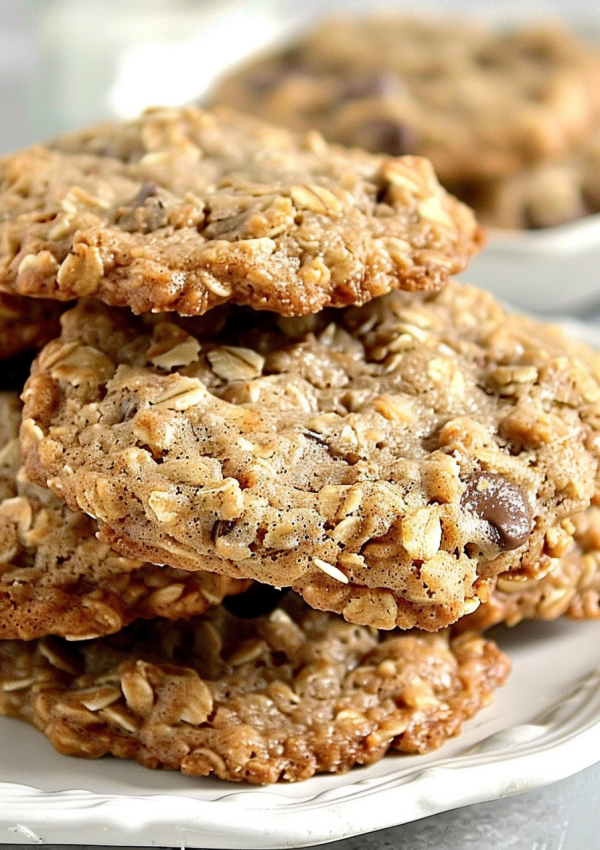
30 0 284 138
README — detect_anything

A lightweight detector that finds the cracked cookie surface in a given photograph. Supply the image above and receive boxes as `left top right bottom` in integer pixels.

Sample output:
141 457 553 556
210 17 600 185
0 106 482 317
0 593 510 783
20 282 600 631
0 391 248 640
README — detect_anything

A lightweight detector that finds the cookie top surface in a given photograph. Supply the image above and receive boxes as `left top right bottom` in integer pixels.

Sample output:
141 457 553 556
0 106 482 317
0 594 510 783
20 282 600 631
210 17 600 184
0 392 248 640
456 507 600 632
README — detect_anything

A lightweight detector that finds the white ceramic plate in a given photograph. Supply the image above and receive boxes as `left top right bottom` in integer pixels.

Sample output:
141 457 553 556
2 315 600 849
1 619 600 848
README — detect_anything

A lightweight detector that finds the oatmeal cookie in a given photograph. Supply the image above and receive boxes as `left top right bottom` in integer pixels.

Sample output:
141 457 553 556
456 507 600 632
0 392 248 641
20 282 600 631
0 106 482 317
0 594 510 783
210 17 600 185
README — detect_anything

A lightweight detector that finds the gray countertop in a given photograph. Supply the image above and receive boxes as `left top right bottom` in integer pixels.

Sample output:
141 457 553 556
1 1 599 847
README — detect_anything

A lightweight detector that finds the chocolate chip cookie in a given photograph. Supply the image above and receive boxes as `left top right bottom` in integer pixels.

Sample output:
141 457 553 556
0 106 482 317
0 391 249 640
210 17 600 186
0 593 510 783
20 282 600 631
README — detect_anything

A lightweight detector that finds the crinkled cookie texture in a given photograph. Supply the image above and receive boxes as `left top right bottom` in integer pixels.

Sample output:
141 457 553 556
0 293 63 362
456 507 600 633
20 282 600 631
209 17 600 185
0 392 248 641
0 106 482 317
0 594 510 783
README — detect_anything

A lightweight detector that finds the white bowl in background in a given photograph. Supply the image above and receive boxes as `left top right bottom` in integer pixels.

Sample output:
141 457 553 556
462 215 600 315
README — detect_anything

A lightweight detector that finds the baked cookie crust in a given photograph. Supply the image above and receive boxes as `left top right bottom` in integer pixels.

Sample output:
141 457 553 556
0 106 482 317
451 121 600 229
0 594 510 783
20 282 600 630
0 392 248 640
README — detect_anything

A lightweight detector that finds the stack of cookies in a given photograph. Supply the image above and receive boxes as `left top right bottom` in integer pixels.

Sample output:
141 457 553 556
210 15 600 229
0 105 599 784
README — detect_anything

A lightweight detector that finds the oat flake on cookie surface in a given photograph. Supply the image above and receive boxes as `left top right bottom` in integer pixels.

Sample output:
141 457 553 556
0 106 482 317
20 281 600 631
0 391 249 641
0 592 510 783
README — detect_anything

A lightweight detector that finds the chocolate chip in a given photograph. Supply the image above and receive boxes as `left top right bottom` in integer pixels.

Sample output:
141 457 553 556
349 118 417 156
461 472 533 551
223 583 289 618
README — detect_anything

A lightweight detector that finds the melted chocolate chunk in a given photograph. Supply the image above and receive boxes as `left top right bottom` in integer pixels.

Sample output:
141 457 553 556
349 118 417 156
461 472 533 551
223 583 289 619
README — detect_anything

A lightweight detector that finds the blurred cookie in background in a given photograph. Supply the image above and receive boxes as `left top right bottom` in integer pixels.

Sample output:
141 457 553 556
209 15 600 229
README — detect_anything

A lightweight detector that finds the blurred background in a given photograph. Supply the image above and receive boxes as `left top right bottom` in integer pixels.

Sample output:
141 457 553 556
2 0 595 149
2 0 596 312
